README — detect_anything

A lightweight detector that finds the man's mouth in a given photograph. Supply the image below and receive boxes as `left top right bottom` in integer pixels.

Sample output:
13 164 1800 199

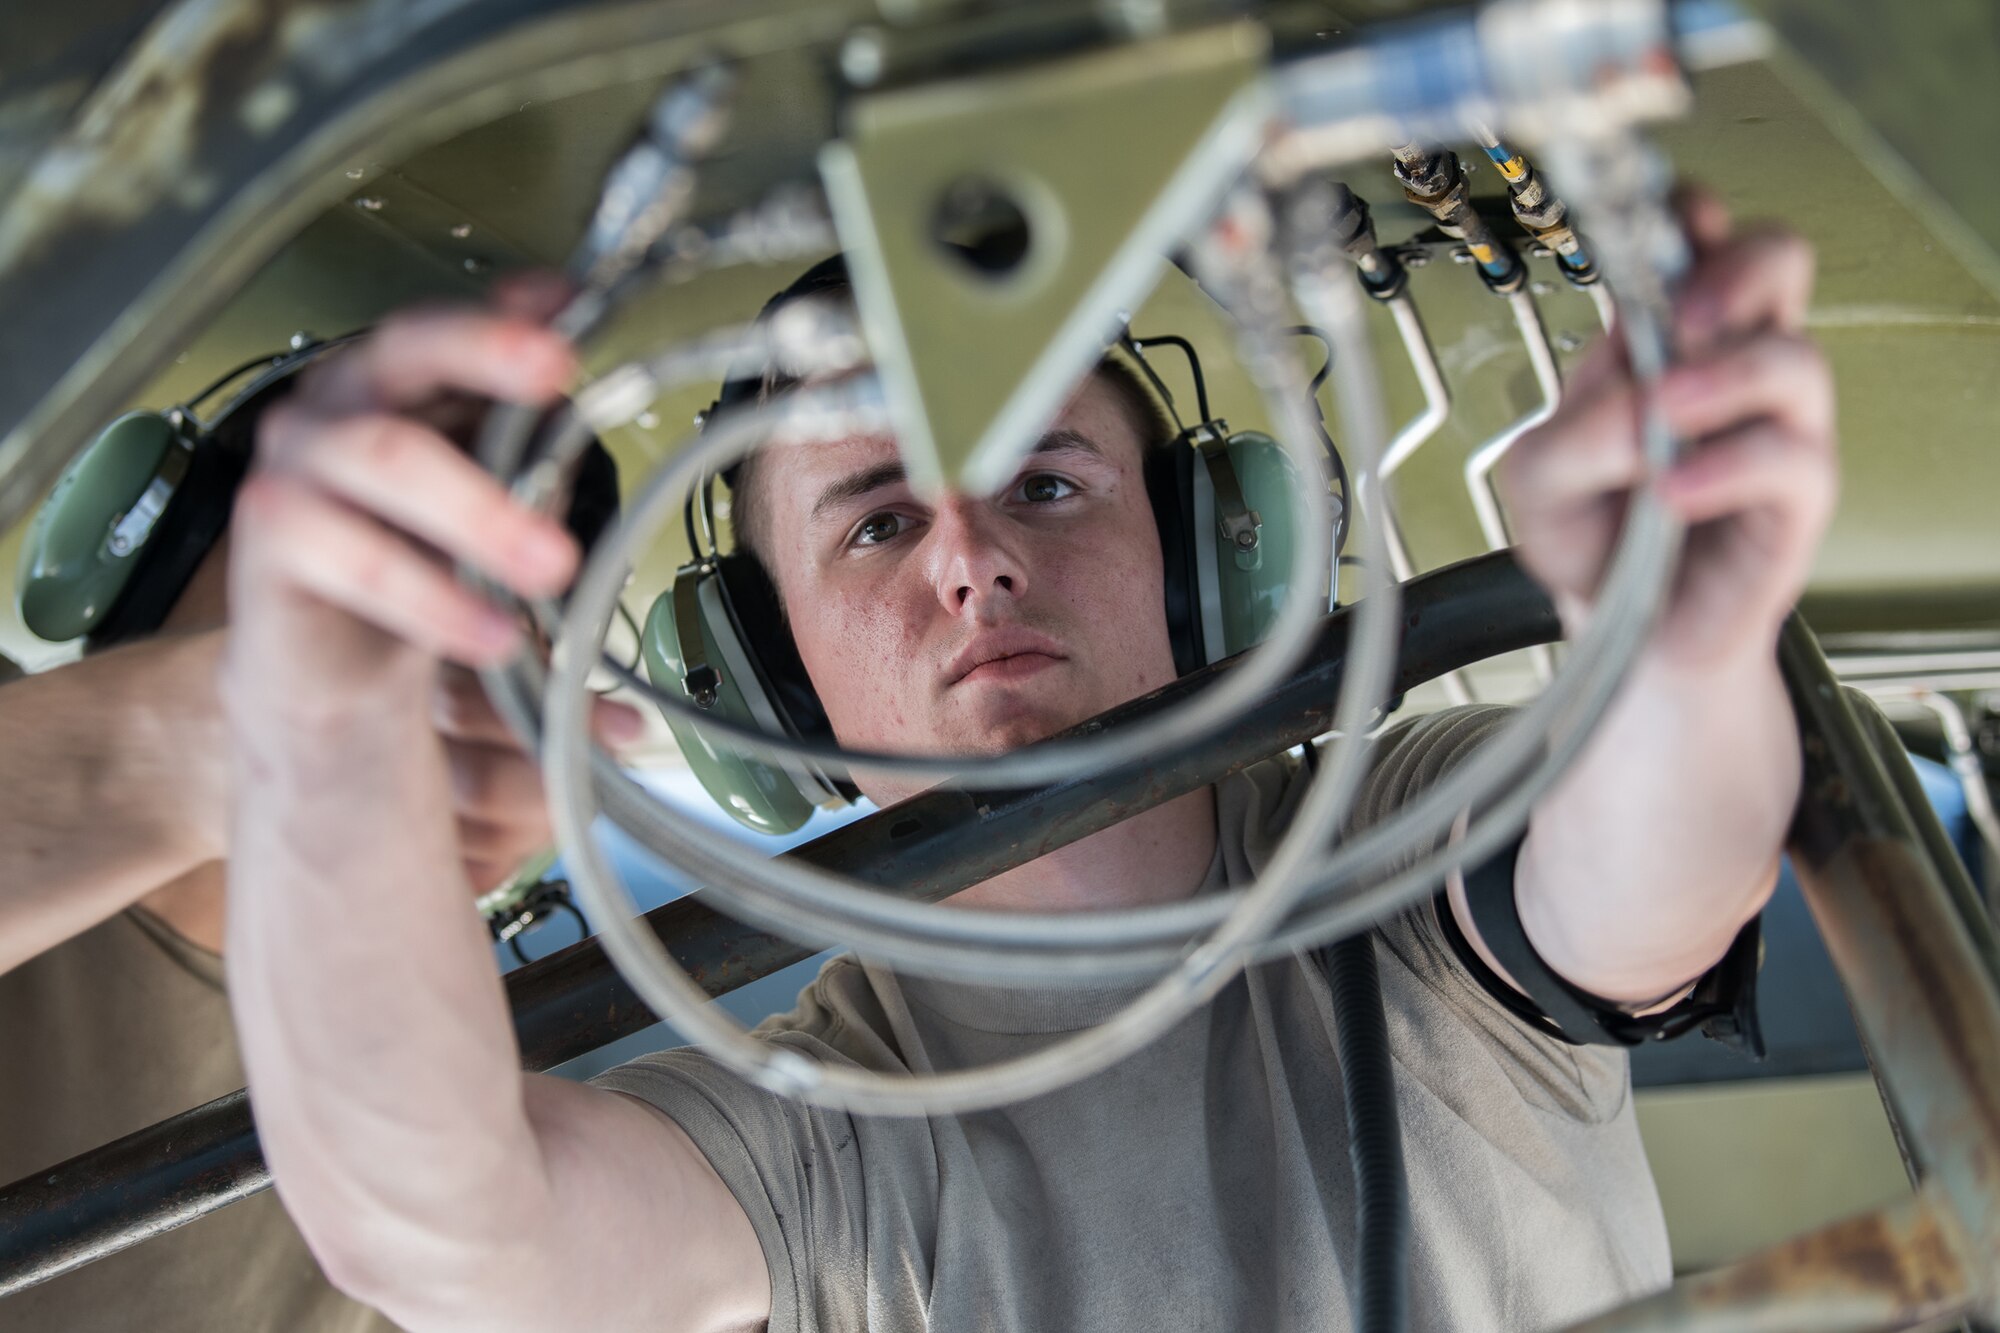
945 631 1070 687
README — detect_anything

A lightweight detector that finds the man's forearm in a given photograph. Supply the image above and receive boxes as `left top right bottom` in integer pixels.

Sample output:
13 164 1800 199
0 632 226 974
225 688 550 1322
1515 642 1797 1004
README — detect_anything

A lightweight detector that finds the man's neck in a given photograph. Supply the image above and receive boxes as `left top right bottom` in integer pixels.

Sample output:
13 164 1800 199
945 785 1218 913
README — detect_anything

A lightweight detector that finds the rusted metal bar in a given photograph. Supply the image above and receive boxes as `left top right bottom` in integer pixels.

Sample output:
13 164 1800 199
0 551 1560 1297
1778 616 2000 1325
1854 699 1997 963
1559 613 2000 1333
1558 1184 1974 1333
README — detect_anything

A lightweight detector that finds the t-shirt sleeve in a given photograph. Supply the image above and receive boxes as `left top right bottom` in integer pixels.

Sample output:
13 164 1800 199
1345 704 1768 1113
588 966 896 1333
1345 705 1639 1121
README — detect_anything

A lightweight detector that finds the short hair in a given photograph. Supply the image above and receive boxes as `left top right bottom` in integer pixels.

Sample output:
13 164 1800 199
728 271 1175 569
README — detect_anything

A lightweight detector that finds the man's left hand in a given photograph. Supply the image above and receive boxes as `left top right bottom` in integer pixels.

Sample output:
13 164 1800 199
1497 190 1838 670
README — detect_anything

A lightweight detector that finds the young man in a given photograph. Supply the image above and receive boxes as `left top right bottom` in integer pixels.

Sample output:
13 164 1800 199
219 194 1834 1331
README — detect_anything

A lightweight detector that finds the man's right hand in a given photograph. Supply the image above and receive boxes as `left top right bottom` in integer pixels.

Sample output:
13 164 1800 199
225 300 580 731
219 292 772 1332
227 282 641 897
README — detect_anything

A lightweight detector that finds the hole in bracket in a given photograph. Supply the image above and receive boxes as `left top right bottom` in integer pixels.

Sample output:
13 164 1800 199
931 177 1033 277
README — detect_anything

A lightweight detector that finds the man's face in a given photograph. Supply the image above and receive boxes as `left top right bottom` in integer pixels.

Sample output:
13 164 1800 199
753 373 1178 804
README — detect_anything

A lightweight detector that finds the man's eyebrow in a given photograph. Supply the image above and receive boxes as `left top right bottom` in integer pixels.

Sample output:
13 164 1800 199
810 460 906 523
1032 427 1105 460
808 429 1106 523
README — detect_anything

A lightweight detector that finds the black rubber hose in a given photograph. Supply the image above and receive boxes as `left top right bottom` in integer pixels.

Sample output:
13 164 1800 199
1329 931 1410 1333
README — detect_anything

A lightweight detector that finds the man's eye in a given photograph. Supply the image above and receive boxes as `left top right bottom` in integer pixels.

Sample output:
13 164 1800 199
1016 473 1077 503
854 512 905 546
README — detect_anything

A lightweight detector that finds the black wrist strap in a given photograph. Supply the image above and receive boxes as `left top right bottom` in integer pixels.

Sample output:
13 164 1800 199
1439 837 1766 1055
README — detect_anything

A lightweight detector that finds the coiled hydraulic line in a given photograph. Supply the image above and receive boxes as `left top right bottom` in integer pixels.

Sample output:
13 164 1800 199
462 28 1696 1119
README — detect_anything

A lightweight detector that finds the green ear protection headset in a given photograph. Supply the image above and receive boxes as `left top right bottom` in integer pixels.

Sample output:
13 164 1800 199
18 333 627 654
640 255 1346 837
15 336 364 651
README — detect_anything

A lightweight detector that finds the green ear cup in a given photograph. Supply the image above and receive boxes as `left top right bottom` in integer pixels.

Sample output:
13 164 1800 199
641 573 822 836
1198 430 1326 661
16 412 187 643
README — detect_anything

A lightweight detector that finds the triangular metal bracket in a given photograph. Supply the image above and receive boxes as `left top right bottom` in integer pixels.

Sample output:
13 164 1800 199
820 22 1270 497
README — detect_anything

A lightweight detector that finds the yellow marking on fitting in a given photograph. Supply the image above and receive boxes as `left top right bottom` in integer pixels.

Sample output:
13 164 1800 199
1498 155 1528 182
1469 242 1499 264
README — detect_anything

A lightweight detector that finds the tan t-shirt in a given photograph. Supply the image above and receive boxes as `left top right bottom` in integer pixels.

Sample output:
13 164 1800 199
0 907 399 1333
596 707 1674 1332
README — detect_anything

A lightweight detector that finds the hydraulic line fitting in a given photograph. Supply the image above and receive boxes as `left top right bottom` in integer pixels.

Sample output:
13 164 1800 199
1284 177 1407 301
1391 144 1526 295
1474 132 1599 287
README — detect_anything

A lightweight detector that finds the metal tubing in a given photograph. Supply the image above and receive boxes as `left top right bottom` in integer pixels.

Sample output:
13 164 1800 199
1375 293 1453 569
1866 686 2000 895
1588 280 1618 332
1367 291 1466 703
1780 615 2000 1322
1557 1184 1975 1333
0 552 1560 1296
1851 695 2000 974
1465 289 1562 680
1465 290 1562 550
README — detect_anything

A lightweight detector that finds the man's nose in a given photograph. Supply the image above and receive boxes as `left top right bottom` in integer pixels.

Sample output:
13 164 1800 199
925 494 1028 618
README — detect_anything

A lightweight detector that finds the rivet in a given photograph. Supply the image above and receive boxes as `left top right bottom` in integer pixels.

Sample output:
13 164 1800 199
354 196 384 212
841 30 886 86
450 223 473 240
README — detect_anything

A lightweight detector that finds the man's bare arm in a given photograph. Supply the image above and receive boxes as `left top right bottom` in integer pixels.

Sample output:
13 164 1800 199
0 631 226 974
1460 195 1835 1005
223 304 768 1331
